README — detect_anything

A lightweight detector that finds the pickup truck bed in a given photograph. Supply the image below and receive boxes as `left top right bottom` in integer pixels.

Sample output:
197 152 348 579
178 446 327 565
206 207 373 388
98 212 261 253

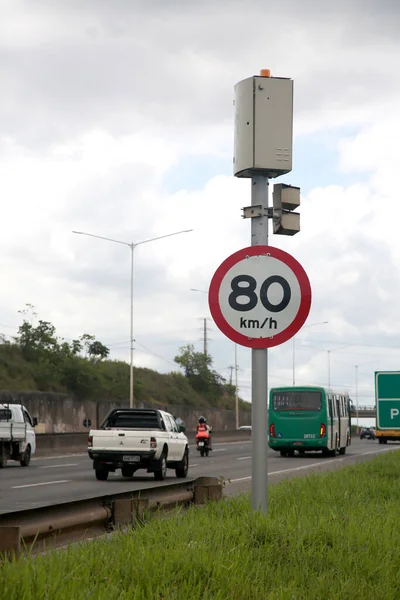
0 421 27 442
0 404 37 468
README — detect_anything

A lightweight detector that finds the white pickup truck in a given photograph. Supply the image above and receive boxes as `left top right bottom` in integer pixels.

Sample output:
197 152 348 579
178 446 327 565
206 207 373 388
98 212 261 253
0 403 38 467
88 408 189 481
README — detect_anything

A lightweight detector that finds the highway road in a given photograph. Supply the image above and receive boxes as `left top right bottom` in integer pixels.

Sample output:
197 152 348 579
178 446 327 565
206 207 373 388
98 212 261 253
0 438 399 514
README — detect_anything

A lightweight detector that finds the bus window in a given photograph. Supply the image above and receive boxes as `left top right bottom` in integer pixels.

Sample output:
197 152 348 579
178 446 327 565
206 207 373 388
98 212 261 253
272 391 322 411
327 396 332 418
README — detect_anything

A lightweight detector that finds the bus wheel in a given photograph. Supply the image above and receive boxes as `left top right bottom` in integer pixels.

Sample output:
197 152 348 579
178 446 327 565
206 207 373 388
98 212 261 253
322 448 335 457
298 449 305 455
287 450 295 457
339 447 346 455
280 451 287 457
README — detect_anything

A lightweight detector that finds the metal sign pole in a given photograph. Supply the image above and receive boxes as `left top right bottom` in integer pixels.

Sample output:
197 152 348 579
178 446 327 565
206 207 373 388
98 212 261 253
251 174 269 513
208 68 304 513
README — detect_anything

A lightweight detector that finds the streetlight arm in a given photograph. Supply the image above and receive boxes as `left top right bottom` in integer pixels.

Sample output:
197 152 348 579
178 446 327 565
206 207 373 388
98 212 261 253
135 229 193 248
72 226 193 410
72 231 132 248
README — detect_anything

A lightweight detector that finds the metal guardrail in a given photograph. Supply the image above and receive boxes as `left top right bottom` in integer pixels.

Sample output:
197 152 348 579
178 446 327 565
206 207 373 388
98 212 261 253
0 477 223 560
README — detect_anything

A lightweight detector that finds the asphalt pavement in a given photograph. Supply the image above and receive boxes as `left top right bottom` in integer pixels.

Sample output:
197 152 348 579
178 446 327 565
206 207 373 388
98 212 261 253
0 438 398 514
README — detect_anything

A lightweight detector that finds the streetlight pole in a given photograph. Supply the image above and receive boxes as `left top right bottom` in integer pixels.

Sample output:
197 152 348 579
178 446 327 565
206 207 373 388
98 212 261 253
355 364 359 430
292 321 328 386
73 228 193 408
328 350 331 387
327 345 351 387
354 359 378 432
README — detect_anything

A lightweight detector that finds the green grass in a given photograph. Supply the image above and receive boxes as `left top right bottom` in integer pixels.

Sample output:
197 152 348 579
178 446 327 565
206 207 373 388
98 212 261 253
2 452 400 599
0 344 250 411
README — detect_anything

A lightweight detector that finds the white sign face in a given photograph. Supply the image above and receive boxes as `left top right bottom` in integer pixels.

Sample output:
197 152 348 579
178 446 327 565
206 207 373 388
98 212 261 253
209 246 312 349
218 254 301 338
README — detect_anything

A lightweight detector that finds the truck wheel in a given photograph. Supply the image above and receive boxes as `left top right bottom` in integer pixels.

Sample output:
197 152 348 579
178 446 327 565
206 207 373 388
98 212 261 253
121 467 134 478
154 452 167 481
0 450 7 468
20 445 31 467
176 449 189 478
95 468 109 481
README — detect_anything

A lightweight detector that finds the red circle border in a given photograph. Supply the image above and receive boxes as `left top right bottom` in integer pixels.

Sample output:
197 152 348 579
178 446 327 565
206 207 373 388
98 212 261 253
208 245 312 349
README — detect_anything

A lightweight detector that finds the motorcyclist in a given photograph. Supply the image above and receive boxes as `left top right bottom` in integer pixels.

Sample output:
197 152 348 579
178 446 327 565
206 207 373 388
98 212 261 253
196 416 212 450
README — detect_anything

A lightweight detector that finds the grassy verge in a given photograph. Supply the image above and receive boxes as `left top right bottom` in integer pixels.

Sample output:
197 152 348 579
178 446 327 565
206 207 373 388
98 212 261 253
2 452 400 599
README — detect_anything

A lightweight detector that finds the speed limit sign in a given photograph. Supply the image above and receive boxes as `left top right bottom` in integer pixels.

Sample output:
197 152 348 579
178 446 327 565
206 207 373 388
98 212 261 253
208 245 312 349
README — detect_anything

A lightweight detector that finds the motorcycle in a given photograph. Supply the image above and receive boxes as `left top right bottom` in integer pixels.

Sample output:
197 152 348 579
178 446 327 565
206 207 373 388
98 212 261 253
196 429 212 457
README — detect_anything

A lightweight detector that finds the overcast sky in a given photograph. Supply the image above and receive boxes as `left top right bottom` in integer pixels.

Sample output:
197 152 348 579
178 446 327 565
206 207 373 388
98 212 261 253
1 0 400 408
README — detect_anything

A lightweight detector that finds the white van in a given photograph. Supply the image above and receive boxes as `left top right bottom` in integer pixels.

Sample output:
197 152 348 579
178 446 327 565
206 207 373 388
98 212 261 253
0 403 37 467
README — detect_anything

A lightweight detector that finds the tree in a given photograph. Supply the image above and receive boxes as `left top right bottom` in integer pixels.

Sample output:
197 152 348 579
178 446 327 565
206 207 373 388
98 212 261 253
16 319 60 360
14 305 111 396
174 344 225 399
79 334 109 361
88 340 110 361
18 303 37 326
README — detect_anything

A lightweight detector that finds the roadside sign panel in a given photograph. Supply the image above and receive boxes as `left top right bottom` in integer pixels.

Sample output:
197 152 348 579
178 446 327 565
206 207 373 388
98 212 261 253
375 371 400 429
208 245 311 349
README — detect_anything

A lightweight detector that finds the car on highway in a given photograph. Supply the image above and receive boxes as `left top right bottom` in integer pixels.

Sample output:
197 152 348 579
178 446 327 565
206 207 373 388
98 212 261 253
88 408 189 481
360 426 376 440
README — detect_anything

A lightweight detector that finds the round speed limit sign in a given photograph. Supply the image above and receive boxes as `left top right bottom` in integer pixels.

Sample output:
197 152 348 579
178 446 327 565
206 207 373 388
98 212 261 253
208 246 312 349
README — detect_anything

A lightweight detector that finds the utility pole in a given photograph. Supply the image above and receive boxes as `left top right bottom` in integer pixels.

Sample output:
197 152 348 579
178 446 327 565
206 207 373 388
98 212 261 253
228 365 234 386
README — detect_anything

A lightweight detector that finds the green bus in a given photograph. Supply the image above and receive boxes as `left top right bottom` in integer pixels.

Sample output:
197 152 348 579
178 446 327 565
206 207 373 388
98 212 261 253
268 386 353 457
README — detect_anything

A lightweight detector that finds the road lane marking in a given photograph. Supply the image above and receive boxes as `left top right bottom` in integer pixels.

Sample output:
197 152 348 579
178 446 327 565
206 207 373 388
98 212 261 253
12 480 71 489
229 446 400 483
237 456 251 461
230 460 339 483
40 463 78 469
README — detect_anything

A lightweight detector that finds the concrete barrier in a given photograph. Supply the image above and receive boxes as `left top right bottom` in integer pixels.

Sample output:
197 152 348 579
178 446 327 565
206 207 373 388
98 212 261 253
35 429 252 457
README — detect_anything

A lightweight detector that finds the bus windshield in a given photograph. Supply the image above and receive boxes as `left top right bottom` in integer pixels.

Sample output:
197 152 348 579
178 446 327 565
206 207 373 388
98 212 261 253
272 390 322 412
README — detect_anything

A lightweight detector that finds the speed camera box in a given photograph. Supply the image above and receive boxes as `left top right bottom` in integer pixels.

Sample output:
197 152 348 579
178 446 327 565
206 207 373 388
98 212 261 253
233 76 293 178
